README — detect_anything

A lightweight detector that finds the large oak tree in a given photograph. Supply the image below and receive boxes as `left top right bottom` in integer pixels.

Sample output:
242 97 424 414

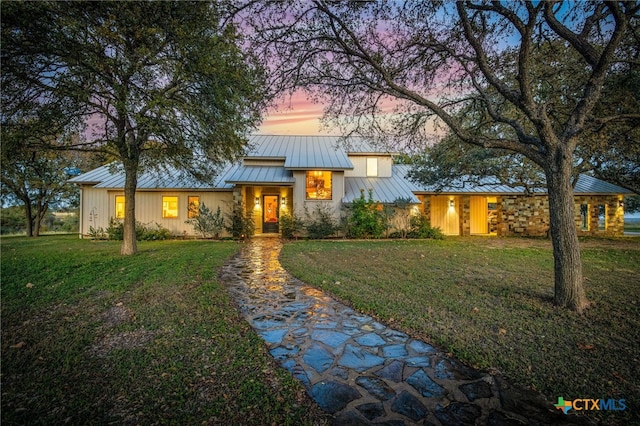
2 1 266 254
250 1 639 312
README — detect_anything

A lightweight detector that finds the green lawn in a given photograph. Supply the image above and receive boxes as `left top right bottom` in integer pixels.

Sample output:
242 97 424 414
281 237 640 424
1 235 328 425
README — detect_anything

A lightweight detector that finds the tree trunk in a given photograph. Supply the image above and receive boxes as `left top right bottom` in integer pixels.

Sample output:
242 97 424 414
121 159 138 255
24 201 34 237
33 199 47 237
545 152 589 313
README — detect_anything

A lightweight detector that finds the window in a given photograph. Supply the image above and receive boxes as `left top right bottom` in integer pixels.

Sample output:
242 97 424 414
580 204 589 231
163 196 179 218
597 204 606 231
188 196 200 218
306 171 332 200
366 157 378 177
115 195 125 219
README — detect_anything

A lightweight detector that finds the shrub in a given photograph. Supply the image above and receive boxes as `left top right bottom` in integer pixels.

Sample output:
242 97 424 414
407 214 444 239
107 218 124 240
280 210 304 239
304 203 338 239
347 189 385 239
106 218 172 241
87 226 108 240
185 203 224 238
224 202 254 239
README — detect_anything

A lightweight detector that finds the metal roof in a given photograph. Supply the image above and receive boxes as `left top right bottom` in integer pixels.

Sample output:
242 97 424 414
248 135 382 170
222 165 294 185
69 163 232 190
343 175 421 204
395 165 632 195
573 174 633 194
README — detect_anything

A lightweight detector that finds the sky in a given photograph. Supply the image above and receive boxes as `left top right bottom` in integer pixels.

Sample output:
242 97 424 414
257 91 328 135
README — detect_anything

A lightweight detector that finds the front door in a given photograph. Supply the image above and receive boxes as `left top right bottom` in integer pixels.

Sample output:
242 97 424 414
262 195 279 233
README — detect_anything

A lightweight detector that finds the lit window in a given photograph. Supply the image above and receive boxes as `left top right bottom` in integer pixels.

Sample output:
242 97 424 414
366 158 378 177
188 196 200 218
306 171 332 200
163 196 179 218
115 195 125 219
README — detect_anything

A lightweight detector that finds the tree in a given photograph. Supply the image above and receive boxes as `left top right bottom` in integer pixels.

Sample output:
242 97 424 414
0 126 80 237
2 1 266 254
250 1 639 312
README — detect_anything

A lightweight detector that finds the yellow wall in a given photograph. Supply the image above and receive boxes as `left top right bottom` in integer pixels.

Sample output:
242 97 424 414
430 195 460 235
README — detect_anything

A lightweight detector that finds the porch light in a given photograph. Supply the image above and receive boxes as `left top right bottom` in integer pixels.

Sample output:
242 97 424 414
619 200 624 207
255 196 260 207
449 199 455 208
281 197 287 207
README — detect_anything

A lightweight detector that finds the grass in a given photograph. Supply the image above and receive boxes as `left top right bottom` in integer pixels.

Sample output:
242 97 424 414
280 236 640 425
1 235 328 425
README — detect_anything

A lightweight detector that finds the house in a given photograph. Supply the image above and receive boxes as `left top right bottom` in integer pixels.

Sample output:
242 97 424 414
70 135 632 238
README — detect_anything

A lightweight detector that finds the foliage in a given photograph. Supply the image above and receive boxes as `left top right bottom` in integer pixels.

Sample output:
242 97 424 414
224 202 255 239
409 135 547 195
2 1 267 254
625 195 640 214
0 136 80 236
0 206 26 235
386 197 415 239
407 214 444 240
106 218 172 241
303 203 338 239
346 189 385 239
1 236 328 425
184 203 224 239
279 210 305 240
249 1 640 311
87 226 108 241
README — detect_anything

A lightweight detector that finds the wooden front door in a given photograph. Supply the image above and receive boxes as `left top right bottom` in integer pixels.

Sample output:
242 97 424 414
262 195 279 233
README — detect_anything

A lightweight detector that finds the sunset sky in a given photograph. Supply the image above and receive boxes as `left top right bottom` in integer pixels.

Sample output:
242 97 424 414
257 91 328 135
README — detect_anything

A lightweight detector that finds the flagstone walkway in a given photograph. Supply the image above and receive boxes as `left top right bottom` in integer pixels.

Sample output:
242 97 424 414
219 238 578 425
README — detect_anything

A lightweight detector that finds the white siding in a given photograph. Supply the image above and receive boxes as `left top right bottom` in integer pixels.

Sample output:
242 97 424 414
292 170 344 217
345 156 392 177
79 188 233 237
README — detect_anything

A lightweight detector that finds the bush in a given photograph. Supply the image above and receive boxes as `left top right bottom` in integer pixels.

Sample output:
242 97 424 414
407 214 444 239
106 218 172 241
347 189 385 239
185 203 224 238
224 202 254 239
304 203 338 239
88 226 108 240
280 210 304 239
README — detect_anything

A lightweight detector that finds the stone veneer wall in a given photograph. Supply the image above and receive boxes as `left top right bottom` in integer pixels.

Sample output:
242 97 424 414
573 195 624 236
492 194 624 237
494 195 550 237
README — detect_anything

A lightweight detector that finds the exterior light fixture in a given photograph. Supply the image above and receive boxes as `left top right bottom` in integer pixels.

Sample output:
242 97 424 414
255 196 260 207
619 200 624 207
449 199 455 207
281 197 287 207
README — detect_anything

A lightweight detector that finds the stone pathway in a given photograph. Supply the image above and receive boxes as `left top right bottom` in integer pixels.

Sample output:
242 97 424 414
219 238 579 425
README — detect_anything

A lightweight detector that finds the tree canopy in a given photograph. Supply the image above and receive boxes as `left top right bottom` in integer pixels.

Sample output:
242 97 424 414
249 0 640 312
2 1 267 253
